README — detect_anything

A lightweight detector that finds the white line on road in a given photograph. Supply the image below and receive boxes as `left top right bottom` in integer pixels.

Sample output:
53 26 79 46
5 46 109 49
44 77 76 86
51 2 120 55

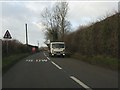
51 61 62 70
43 52 50 60
70 76 92 90
47 57 50 60
43 52 46 57
42 59 48 62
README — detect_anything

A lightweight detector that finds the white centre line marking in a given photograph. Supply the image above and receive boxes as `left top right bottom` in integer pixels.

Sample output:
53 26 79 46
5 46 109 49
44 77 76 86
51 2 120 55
43 52 46 57
70 76 92 90
47 57 50 60
51 61 62 70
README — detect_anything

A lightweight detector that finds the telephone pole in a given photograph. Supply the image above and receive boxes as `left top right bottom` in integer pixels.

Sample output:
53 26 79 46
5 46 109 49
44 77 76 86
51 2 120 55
37 41 39 48
25 23 28 45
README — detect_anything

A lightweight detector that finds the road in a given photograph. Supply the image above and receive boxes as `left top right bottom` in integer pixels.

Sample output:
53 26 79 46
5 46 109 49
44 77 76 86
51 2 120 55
2 51 118 89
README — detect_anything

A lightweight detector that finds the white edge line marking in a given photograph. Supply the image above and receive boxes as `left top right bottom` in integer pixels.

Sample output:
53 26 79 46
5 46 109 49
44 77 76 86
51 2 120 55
70 76 92 90
51 61 62 70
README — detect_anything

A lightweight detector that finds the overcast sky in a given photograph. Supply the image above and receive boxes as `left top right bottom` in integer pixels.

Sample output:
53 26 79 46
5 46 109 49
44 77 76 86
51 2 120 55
0 0 119 47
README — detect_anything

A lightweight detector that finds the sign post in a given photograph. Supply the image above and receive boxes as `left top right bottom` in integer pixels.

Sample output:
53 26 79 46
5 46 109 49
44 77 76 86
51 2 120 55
3 30 12 56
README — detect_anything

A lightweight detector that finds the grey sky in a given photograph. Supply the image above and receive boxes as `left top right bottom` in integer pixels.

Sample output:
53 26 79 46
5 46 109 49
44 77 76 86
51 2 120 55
1 1 119 47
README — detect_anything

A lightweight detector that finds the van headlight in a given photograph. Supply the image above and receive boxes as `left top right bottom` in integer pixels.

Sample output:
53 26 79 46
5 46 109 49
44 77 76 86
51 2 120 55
63 53 65 56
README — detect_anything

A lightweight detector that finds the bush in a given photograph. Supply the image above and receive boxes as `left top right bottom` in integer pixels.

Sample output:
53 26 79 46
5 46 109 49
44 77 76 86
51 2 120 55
72 53 118 70
64 13 119 58
2 39 31 57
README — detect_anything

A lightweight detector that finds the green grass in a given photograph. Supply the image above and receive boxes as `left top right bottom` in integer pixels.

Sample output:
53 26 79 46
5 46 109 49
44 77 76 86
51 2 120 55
72 53 118 71
2 53 31 74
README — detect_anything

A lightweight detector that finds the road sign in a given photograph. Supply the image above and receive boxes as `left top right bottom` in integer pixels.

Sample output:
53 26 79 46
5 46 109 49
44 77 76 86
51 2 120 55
3 30 12 39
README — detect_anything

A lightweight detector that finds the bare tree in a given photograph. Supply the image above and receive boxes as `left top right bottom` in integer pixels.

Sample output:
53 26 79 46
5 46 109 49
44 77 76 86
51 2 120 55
55 2 71 40
41 2 71 42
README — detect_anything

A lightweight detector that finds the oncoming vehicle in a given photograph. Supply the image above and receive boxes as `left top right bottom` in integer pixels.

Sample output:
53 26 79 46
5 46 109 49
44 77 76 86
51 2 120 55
49 42 65 57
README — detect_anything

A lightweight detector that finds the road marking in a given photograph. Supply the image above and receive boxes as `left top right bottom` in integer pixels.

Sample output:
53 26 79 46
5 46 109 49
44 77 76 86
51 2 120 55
42 59 47 62
47 57 50 60
43 52 46 57
70 76 92 90
26 59 48 62
36 59 38 62
51 61 62 70
26 60 32 62
43 52 50 60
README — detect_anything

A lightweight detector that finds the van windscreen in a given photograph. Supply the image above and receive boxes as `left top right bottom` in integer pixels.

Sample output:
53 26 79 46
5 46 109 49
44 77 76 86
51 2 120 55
52 44 64 48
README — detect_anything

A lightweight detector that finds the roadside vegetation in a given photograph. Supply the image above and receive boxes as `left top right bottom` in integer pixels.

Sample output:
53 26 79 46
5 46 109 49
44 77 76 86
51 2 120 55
64 12 119 71
2 53 30 74
72 54 118 70
2 39 33 74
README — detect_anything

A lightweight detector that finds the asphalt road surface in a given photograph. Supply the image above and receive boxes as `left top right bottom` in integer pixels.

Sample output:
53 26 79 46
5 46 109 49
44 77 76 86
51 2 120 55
2 51 118 89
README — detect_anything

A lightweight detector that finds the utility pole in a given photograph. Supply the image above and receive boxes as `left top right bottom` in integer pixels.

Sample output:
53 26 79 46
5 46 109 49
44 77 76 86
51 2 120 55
6 40 8 56
37 41 39 48
25 23 28 45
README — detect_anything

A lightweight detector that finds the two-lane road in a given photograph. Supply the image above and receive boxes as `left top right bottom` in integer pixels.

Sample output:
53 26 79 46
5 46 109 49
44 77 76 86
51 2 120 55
3 52 82 88
2 51 118 89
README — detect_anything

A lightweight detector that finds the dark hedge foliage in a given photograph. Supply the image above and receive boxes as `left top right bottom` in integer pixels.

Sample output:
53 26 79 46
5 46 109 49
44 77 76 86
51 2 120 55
64 13 119 58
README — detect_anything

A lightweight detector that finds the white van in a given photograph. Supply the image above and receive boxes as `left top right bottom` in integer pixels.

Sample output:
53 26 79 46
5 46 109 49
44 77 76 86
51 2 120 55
49 42 65 57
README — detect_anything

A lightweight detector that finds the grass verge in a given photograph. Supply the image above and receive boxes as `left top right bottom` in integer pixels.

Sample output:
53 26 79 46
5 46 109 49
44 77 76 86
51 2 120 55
72 53 118 71
2 53 31 74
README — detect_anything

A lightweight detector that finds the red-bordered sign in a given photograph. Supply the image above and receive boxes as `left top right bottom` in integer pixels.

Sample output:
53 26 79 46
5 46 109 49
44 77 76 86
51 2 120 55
3 30 12 39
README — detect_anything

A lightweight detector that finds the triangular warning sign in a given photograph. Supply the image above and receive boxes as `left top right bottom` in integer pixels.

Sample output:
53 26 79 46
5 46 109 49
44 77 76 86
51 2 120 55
3 30 12 39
